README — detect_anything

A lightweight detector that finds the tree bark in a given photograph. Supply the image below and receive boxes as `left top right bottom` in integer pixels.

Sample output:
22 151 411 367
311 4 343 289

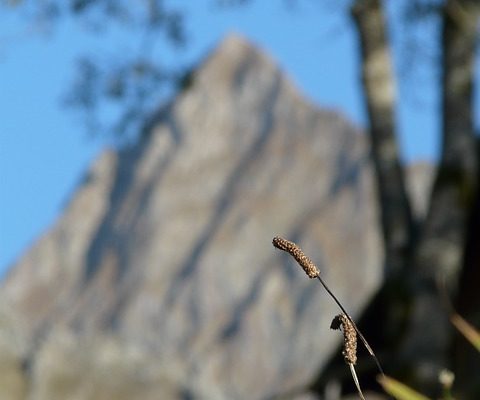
454 176 480 398
350 0 479 395
400 0 479 393
415 0 478 289
351 0 413 278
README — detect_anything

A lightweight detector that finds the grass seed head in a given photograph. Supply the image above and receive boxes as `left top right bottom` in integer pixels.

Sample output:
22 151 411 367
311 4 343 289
331 314 357 365
272 236 320 278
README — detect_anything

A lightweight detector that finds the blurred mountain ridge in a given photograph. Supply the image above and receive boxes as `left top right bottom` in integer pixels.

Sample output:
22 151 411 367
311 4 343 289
0 34 430 400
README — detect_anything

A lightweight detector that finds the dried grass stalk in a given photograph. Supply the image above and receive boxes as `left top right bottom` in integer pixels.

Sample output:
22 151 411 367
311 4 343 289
272 236 385 379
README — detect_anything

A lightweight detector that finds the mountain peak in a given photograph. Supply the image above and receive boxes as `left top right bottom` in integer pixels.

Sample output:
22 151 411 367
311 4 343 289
184 33 293 105
1 35 382 400
201 33 277 77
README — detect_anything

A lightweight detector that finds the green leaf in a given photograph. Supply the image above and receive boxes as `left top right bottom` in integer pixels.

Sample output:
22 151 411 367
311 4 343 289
450 313 480 352
377 375 431 400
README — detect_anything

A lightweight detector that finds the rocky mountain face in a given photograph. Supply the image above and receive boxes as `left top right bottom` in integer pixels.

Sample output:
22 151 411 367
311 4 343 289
0 35 387 399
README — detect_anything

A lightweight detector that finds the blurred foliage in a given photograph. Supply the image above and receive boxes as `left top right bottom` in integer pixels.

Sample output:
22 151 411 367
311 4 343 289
1 0 307 140
1 0 186 40
1 0 187 140
63 54 178 139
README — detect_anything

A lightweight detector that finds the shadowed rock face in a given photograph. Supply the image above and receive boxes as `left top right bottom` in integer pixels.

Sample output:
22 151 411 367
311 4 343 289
1 35 384 399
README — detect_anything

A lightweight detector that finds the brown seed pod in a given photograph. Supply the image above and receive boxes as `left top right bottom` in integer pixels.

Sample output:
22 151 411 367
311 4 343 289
272 236 320 278
330 314 357 366
331 314 364 400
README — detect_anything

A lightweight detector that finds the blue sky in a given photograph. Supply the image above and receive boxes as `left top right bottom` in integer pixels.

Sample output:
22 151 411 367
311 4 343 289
0 1 477 275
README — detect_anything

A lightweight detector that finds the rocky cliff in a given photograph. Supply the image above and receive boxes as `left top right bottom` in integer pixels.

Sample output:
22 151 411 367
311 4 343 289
1 35 385 399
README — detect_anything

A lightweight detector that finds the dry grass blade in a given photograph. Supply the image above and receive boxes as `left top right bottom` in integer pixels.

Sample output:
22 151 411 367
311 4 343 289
350 363 366 400
377 375 431 400
450 313 480 352
437 275 480 352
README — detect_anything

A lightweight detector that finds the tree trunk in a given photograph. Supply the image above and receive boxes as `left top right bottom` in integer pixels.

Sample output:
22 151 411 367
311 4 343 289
454 174 480 398
350 0 479 395
399 0 479 393
415 0 478 291
348 1 416 390
351 0 413 279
